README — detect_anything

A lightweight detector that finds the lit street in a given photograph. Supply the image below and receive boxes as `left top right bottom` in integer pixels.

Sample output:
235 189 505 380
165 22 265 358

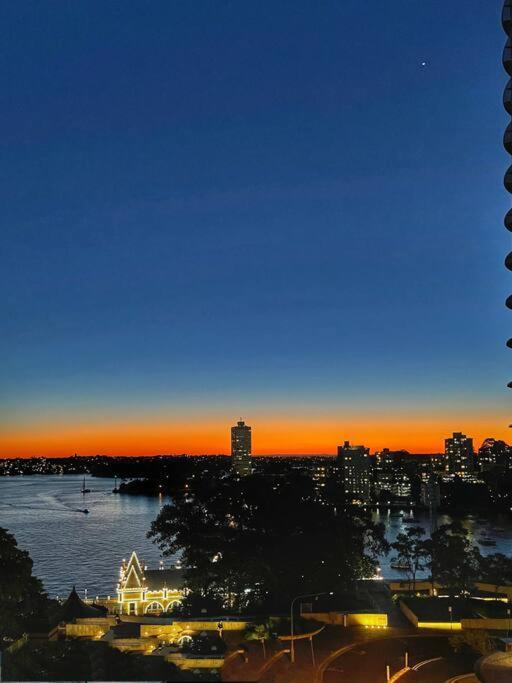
320 636 475 683
224 630 478 683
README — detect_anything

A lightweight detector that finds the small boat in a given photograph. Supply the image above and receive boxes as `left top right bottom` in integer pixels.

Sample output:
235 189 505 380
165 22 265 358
81 476 91 494
82 509 89 514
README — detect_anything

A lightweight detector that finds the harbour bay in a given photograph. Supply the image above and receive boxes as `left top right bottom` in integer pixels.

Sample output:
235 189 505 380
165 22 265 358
0 475 173 598
1 475 512 597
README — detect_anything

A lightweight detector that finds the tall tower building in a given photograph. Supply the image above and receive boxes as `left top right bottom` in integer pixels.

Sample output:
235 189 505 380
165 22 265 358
231 420 252 477
445 432 474 477
336 440 371 504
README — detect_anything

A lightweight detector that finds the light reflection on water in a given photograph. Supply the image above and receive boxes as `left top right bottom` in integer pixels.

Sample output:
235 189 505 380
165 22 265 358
373 507 512 578
0 475 174 598
1 476 511 596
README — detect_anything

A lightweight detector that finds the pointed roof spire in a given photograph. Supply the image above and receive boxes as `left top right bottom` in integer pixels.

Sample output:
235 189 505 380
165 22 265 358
60 587 106 622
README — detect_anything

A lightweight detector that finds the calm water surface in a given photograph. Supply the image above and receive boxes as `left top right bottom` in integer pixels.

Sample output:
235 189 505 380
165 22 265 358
374 506 512 578
0 475 175 598
1 476 512 596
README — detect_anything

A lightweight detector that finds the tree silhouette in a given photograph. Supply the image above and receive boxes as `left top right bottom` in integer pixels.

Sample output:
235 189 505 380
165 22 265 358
424 522 482 597
479 553 512 597
0 526 55 643
244 621 273 659
391 526 429 592
149 471 388 612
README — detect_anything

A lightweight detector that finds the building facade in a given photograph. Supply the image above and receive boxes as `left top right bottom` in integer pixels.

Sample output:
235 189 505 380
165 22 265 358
337 440 371 504
231 419 252 476
117 552 184 616
445 432 474 477
311 463 328 494
373 449 413 502
420 473 441 509
373 468 412 502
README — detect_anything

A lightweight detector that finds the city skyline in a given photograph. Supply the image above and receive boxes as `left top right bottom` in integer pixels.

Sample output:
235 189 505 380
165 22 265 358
2 1 509 459
1 3 512 682
1 413 510 458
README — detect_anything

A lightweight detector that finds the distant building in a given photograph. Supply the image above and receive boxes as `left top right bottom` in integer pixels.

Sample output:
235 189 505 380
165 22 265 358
311 461 334 500
374 469 412 501
337 440 371 503
375 449 409 467
445 432 474 477
372 449 413 502
231 419 252 476
420 473 441 509
117 551 184 616
478 438 510 470
429 453 446 471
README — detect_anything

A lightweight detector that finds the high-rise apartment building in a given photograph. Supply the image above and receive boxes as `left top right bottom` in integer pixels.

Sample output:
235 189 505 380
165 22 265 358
372 449 412 502
445 432 474 477
231 420 252 477
337 440 371 504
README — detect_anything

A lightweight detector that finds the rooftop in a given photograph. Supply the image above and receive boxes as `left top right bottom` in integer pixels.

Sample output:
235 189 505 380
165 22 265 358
401 597 477 622
144 568 184 591
60 587 108 622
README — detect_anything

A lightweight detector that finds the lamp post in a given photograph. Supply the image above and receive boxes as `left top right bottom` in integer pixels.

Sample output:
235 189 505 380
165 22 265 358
448 605 453 631
290 591 332 664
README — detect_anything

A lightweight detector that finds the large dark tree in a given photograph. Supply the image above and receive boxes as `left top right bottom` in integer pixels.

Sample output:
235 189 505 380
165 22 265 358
0 526 55 643
149 472 388 612
479 553 512 595
424 521 482 596
391 526 429 592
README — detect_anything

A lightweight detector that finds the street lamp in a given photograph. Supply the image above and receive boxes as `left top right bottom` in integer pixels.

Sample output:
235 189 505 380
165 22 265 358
448 605 453 631
290 591 333 664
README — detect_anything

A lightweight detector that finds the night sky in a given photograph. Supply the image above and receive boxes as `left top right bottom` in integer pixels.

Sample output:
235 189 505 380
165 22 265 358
1 1 509 456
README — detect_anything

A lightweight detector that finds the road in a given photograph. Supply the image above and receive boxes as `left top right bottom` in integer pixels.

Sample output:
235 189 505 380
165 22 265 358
320 635 476 683
401 658 477 683
223 627 478 683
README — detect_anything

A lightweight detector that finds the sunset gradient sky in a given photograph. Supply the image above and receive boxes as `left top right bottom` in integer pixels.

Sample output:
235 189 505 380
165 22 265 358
1 1 510 457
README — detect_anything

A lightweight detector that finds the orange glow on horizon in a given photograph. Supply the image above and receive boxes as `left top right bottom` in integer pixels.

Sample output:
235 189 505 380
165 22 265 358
0 414 509 458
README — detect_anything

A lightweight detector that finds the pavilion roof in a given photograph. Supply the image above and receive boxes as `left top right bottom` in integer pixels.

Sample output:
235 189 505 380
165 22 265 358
60 587 108 622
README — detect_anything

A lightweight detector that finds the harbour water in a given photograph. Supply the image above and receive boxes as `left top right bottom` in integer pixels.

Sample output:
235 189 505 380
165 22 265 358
373 507 512 578
1 475 511 597
0 475 173 598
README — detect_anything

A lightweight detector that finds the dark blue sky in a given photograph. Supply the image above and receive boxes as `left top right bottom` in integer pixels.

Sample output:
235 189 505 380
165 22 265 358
1 1 509 455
